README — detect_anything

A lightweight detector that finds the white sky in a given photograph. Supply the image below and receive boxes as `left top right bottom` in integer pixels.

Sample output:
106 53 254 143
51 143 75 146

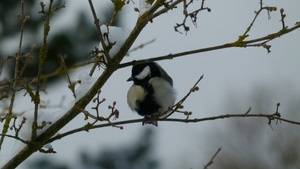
1 0 300 168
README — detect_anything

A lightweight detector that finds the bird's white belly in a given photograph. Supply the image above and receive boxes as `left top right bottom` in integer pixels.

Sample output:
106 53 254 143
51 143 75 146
127 85 146 111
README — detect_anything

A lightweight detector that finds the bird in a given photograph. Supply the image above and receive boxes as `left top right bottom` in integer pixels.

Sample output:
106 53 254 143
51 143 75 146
127 61 176 126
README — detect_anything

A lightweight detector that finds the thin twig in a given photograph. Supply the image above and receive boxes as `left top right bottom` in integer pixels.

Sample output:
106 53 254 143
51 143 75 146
203 147 222 169
150 0 183 20
0 134 31 145
163 75 204 118
174 0 211 34
60 54 76 98
238 2 278 43
87 0 111 67
32 0 55 140
0 0 27 150
280 8 287 29
245 107 251 114
40 61 90 80
127 39 156 55
108 10 118 26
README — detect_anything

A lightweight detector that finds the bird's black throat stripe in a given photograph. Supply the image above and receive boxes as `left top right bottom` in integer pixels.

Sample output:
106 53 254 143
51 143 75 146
135 83 160 116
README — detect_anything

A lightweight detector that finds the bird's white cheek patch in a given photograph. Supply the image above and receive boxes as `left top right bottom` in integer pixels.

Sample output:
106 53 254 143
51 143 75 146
135 66 150 80
127 85 147 111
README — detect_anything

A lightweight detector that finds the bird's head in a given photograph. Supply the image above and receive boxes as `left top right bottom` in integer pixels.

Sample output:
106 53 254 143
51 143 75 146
127 62 160 84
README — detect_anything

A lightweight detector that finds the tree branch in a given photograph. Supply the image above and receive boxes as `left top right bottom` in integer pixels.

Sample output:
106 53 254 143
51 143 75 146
150 0 183 20
118 21 300 69
0 0 28 150
87 0 111 64
47 109 300 144
203 147 222 169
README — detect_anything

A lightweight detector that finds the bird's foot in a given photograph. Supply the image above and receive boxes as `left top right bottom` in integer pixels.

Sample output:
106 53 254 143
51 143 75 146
142 115 158 127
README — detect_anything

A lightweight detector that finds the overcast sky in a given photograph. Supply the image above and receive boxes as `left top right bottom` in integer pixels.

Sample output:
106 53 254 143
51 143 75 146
1 0 300 168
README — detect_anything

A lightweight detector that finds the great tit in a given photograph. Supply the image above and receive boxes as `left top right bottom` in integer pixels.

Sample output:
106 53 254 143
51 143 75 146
127 61 176 126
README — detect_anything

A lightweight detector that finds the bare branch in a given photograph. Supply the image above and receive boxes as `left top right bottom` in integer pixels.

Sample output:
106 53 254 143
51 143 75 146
279 8 287 29
109 0 126 26
118 21 300 69
150 0 183 20
47 105 300 144
203 147 222 169
40 61 90 80
0 0 28 150
87 0 111 65
163 75 204 119
0 134 30 145
174 0 211 34
32 0 56 140
60 54 76 99
127 39 156 56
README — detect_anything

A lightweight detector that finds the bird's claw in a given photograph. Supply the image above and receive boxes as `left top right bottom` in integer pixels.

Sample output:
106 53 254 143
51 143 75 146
142 116 158 127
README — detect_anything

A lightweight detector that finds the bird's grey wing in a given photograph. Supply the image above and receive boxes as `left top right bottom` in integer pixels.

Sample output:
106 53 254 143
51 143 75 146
155 63 173 86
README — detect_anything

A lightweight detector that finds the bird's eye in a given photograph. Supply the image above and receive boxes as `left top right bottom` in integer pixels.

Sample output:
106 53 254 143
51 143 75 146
135 66 151 80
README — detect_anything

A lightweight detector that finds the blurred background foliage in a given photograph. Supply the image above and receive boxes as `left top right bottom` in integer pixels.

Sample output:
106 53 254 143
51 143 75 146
207 85 300 169
29 128 159 169
0 0 120 82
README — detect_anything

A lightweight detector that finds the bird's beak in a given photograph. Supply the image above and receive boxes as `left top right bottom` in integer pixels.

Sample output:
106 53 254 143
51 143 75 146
127 77 134 81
